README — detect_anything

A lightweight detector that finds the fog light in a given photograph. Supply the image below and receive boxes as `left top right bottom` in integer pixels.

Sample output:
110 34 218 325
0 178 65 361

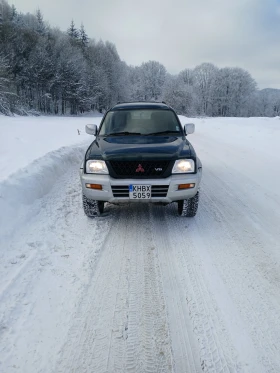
85 183 102 190
178 183 195 190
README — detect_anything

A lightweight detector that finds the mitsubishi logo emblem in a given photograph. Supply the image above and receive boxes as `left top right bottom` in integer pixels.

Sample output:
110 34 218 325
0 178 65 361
136 164 145 172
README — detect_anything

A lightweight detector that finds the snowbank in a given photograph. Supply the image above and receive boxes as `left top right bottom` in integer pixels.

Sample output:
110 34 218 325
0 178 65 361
0 115 102 181
0 115 102 241
0 145 86 241
182 116 280 161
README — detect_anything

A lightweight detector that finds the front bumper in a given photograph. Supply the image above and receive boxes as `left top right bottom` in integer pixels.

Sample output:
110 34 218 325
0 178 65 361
80 168 202 203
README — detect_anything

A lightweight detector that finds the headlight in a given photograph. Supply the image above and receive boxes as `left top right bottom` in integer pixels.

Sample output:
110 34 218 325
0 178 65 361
86 160 109 174
172 159 195 173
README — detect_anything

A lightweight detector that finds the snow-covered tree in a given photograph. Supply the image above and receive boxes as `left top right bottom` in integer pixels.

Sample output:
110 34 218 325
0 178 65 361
0 55 12 115
10 4 17 21
79 23 89 48
127 66 145 101
163 74 197 115
0 0 274 117
193 63 219 115
139 61 166 100
67 20 79 39
213 67 256 116
35 9 46 35
178 68 194 86
253 89 280 117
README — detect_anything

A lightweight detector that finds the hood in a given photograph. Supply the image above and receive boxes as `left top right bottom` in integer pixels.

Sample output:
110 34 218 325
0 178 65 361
86 135 192 161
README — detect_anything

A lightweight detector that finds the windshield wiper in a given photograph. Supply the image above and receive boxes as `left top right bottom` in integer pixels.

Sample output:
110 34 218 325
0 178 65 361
144 130 181 136
107 131 142 136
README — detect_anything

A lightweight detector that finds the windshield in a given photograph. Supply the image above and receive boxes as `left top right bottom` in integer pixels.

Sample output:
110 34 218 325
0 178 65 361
99 109 182 136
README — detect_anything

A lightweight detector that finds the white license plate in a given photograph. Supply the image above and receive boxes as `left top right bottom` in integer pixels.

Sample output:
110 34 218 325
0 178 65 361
129 185 151 199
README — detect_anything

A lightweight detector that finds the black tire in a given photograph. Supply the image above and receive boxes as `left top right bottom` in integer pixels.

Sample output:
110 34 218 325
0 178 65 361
178 191 199 217
82 194 104 217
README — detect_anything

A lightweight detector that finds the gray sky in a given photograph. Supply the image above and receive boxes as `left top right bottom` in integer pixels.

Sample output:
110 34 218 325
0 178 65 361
10 0 280 89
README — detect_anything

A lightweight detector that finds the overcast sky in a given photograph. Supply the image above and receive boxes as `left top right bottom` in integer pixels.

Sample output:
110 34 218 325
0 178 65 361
9 0 280 89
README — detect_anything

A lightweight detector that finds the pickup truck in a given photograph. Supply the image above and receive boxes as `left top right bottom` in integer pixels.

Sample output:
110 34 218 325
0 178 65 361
80 102 202 217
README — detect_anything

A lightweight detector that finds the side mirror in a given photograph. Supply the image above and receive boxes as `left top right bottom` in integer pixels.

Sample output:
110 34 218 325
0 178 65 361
184 123 195 135
85 124 98 136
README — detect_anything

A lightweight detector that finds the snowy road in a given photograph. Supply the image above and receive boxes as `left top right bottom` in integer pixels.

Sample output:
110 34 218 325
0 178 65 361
1 117 280 372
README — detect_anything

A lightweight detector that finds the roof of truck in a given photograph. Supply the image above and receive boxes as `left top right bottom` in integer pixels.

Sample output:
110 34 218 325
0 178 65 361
111 102 171 111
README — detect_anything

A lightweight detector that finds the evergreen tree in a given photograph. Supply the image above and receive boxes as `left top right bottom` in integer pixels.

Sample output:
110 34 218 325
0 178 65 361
67 20 79 39
0 55 12 115
79 23 88 48
0 5 3 29
0 0 271 117
10 4 17 22
36 9 45 34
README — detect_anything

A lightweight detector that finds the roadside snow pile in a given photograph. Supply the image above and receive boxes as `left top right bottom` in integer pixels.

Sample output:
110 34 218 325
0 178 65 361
185 116 280 161
0 146 85 241
0 115 102 181
0 115 102 242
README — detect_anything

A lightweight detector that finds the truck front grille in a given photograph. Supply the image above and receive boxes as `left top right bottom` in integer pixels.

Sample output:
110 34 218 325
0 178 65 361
111 185 169 198
151 185 169 197
111 185 130 198
108 161 170 178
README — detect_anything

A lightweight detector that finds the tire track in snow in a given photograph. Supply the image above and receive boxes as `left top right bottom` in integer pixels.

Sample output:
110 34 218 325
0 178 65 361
0 166 114 373
151 204 234 373
197 169 280 372
56 204 173 373
151 197 267 372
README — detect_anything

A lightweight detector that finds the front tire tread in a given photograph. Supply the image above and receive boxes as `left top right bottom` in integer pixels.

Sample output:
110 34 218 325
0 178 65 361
178 191 199 217
83 194 104 217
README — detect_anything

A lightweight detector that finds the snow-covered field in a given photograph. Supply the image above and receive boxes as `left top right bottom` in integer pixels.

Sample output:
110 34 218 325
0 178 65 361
0 115 280 373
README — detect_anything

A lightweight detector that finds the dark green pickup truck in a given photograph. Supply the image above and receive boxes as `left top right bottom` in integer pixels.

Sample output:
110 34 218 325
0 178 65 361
80 102 202 217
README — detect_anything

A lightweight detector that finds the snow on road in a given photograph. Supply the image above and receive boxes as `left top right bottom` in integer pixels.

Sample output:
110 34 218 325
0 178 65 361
0 116 280 373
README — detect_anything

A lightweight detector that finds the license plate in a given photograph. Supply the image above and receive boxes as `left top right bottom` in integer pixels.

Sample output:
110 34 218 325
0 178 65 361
129 185 151 199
